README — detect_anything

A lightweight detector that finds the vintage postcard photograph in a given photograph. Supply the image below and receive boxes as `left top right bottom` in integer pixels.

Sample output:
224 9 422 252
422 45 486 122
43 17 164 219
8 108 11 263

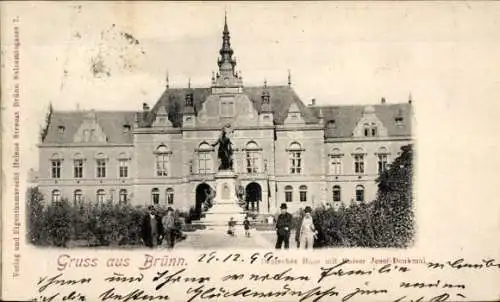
1 2 499 302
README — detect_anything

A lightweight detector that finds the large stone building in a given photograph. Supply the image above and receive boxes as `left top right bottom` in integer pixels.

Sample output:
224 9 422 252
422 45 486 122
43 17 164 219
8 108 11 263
35 17 413 216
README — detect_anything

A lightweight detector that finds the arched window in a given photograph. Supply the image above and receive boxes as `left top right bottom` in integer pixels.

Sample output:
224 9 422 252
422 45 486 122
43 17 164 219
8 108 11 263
355 185 365 202
155 145 170 177
198 142 212 175
288 142 303 174
151 188 160 204
51 189 61 203
299 185 308 202
333 185 341 202
353 148 365 174
284 185 293 202
246 141 261 174
74 189 83 205
119 189 128 204
166 188 174 204
96 189 105 204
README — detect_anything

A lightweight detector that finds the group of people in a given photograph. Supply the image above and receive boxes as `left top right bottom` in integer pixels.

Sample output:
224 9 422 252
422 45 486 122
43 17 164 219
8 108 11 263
275 203 318 250
227 202 318 250
141 205 185 249
227 215 252 237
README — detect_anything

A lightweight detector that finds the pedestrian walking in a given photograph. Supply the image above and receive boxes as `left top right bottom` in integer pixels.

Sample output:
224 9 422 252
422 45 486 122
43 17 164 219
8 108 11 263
141 205 164 248
162 207 176 249
243 216 251 237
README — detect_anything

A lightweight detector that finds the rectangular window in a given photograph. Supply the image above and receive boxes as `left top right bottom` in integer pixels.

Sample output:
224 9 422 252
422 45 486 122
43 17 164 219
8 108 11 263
156 154 169 176
354 154 364 174
356 189 364 202
74 159 83 178
333 188 341 202
300 191 307 202
119 159 129 178
96 159 106 178
378 154 388 174
198 152 211 175
285 191 293 202
290 151 302 174
329 155 342 175
246 151 259 174
51 160 61 179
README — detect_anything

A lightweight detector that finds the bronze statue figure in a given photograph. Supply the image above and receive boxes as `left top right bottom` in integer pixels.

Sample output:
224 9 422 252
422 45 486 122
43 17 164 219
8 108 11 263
212 127 233 170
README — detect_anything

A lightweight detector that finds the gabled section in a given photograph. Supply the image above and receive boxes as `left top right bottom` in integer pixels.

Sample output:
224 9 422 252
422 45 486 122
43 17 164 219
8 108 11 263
152 105 173 128
284 102 305 125
73 111 108 143
353 106 388 138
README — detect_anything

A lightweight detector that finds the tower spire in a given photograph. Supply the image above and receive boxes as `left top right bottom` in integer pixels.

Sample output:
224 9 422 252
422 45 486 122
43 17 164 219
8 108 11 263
217 12 236 79
166 71 169 89
288 69 292 87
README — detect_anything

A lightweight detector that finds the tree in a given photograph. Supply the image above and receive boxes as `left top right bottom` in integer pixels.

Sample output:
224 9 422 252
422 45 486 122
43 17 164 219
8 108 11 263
372 144 415 247
26 186 46 245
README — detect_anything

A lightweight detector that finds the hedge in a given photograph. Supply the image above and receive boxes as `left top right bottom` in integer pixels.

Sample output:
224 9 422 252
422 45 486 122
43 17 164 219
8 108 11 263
26 188 189 248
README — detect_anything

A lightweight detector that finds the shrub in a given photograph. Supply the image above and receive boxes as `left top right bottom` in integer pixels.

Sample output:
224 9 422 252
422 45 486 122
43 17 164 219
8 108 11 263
45 199 73 247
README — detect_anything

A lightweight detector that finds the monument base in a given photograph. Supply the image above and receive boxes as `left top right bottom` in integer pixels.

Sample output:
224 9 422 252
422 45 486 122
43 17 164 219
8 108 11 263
200 171 246 228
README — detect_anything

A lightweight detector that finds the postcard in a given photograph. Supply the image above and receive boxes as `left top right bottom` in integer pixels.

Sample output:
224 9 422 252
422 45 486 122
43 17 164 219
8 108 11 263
1 2 499 301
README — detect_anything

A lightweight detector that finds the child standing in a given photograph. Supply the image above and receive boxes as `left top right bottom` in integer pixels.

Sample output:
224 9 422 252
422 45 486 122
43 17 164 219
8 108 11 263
227 217 236 236
243 216 251 237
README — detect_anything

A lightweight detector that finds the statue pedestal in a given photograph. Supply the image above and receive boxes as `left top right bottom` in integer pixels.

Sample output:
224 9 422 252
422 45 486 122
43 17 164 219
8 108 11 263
202 171 246 228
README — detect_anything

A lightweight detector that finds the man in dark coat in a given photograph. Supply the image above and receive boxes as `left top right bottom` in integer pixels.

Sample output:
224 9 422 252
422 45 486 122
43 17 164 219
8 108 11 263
275 203 293 249
141 205 164 248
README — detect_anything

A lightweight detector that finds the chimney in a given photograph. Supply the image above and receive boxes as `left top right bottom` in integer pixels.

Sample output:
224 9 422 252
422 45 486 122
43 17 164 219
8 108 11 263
381 97 386 104
310 98 316 106
143 102 150 111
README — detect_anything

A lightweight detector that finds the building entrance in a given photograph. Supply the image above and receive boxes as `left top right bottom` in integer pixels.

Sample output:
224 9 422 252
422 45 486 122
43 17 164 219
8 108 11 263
245 182 262 212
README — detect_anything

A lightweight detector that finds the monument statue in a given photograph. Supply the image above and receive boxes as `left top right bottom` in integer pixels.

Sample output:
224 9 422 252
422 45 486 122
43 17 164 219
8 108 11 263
212 126 233 171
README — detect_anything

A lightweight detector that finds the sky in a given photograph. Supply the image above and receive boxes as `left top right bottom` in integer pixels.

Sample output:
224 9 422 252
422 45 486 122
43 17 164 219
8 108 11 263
3 1 500 175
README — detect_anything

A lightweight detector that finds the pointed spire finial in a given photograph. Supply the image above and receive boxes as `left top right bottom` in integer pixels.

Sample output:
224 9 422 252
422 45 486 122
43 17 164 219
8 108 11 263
288 69 292 87
188 77 191 89
264 78 267 88
166 71 169 89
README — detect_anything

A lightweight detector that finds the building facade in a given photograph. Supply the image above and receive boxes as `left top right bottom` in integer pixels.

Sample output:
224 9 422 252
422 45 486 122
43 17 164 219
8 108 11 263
35 17 413 215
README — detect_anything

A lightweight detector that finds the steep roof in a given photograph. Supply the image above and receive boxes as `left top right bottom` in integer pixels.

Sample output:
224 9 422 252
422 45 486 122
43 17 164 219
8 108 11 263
140 85 319 127
43 111 136 144
311 103 413 138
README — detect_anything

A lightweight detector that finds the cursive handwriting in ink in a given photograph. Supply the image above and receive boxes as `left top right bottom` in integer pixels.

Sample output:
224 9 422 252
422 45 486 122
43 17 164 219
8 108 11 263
99 288 169 301
428 258 500 270
185 284 338 302
249 268 309 282
153 269 210 290
393 293 460 302
250 252 276 264
317 260 372 283
104 272 144 283
342 287 388 302
400 280 441 288
37 274 91 293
